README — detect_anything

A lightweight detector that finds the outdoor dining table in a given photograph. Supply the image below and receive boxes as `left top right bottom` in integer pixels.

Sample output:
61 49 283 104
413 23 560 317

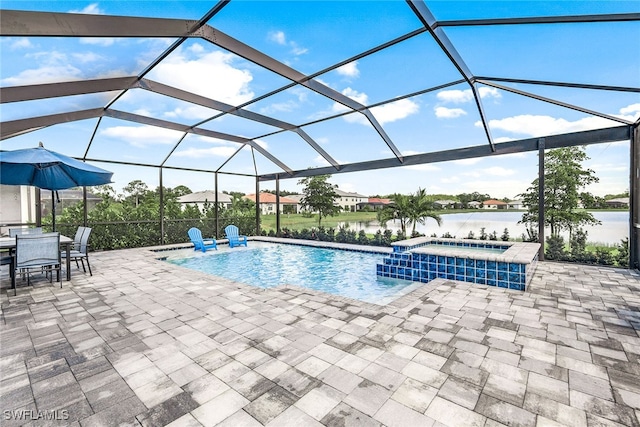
0 234 74 288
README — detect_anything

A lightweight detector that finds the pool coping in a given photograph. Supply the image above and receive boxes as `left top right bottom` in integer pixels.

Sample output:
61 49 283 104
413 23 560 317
147 237 529 309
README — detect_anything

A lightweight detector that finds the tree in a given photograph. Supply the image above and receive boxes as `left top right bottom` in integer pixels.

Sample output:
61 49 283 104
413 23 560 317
519 146 600 238
123 180 149 208
378 189 442 236
298 175 340 226
377 193 412 235
408 188 442 236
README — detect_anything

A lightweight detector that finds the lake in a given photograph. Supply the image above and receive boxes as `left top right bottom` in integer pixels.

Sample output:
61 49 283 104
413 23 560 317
340 211 629 245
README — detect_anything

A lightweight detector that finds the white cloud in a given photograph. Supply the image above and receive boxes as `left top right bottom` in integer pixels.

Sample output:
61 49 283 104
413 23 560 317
259 100 298 114
69 3 104 14
267 30 307 56
333 89 418 126
435 106 467 119
79 38 116 47
436 87 501 104
479 114 622 138
437 89 473 104
1 64 82 85
620 103 640 118
100 125 184 147
189 43 206 54
336 62 359 78
150 48 254 106
174 146 239 158
72 52 103 63
371 99 420 125
268 31 287 45
10 38 34 50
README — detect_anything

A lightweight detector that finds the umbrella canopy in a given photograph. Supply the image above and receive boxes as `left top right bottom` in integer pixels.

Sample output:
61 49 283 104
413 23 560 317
0 144 113 190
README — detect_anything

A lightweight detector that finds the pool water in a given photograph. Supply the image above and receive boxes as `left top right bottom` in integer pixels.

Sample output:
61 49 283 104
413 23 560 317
166 242 417 304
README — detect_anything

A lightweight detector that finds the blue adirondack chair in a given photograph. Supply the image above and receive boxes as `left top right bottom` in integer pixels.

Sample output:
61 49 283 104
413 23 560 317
224 225 247 248
188 227 217 252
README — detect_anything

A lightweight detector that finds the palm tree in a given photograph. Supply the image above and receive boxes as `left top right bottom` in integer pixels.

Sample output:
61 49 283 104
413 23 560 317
408 188 442 236
377 193 412 235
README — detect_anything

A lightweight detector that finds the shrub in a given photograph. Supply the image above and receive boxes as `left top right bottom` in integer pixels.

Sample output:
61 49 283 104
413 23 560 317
545 235 567 260
501 228 510 241
357 230 369 245
614 238 629 267
382 229 393 246
570 228 588 262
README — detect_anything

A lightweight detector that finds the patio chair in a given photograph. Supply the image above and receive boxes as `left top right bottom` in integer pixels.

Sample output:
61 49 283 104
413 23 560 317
61 227 92 276
14 232 61 295
224 225 247 248
188 227 217 252
9 227 43 237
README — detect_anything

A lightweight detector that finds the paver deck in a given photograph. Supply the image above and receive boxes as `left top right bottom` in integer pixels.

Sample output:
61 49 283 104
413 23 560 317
1 243 639 426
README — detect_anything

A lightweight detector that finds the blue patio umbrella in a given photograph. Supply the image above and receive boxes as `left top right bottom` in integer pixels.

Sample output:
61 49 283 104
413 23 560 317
0 143 113 230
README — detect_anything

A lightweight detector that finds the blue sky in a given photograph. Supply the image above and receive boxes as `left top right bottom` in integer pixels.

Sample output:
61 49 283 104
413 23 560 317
1 1 638 199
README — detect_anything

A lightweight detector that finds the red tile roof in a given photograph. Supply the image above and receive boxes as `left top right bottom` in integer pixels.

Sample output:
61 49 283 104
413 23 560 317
483 199 507 205
244 192 298 204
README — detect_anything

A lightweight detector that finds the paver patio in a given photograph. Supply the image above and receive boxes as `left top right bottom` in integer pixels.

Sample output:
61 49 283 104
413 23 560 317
1 240 639 426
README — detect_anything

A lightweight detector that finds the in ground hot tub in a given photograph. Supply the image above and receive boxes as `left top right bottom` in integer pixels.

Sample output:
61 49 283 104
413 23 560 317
376 237 540 291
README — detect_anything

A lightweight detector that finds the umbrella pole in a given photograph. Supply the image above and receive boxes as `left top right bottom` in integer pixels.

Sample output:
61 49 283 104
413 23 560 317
51 190 56 232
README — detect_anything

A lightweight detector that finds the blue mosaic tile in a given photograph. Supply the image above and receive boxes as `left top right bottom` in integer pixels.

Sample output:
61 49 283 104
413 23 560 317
477 260 486 269
428 262 436 271
509 283 523 291
428 255 437 263
508 272 519 283
437 263 446 273
456 258 465 266
475 269 486 278
498 281 508 288
487 278 496 287
487 270 496 280
498 271 508 281
498 262 508 271
456 266 465 275
509 263 519 273
487 261 497 270
446 257 455 265
466 267 475 277
446 265 455 274
437 256 445 264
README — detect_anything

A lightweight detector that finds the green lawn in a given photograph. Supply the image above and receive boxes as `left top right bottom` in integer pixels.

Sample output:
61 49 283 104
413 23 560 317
260 211 378 231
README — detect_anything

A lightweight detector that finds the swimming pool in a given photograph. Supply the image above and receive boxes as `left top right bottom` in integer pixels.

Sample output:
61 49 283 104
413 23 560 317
165 242 418 304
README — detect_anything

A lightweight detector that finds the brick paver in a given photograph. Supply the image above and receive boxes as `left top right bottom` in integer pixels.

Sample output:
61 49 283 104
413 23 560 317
1 240 639 426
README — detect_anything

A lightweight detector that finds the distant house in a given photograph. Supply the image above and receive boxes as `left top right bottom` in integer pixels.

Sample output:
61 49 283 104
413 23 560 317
605 197 629 208
467 201 482 209
434 200 457 209
177 191 232 211
244 192 298 215
334 189 368 212
40 188 102 216
357 197 392 210
482 199 508 210
507 199 524 210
